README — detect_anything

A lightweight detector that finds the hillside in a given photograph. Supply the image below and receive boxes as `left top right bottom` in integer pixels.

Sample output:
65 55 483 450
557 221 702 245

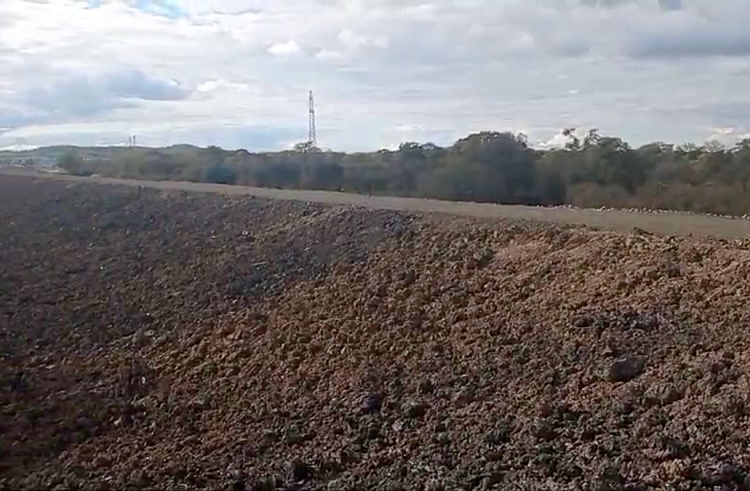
0 144 202 164
2 175 750 490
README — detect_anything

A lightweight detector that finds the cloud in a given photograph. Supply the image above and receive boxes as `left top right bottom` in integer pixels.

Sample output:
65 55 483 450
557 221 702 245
268 40 301 56
2 0 750 151
20 68 189 119
627 6 750 59
658 0 683 11
632 32 750 59
103 69 189 100
0 110 43 130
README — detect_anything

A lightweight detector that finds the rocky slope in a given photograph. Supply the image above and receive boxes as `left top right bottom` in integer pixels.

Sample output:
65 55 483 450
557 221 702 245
3 175 750 490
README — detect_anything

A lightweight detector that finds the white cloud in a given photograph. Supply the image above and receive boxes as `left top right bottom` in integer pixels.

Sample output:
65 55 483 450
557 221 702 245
315 49 346 63
338 30 388 51
2 0 750 151
268 40 301 56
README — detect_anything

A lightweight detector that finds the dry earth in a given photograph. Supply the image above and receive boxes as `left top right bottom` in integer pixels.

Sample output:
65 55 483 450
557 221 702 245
5 168 750 239
3 175 750 490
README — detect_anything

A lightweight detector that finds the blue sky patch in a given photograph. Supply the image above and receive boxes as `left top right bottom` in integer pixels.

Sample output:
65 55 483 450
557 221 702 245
87 0 186 19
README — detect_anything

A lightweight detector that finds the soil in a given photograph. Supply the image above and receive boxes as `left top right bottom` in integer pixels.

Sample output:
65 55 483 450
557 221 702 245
6 169 750 239
3 174 750 490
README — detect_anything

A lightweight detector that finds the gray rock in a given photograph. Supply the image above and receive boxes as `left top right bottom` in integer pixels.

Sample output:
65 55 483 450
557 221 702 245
361 392 383 414
402 400 428 419
609 357 645 382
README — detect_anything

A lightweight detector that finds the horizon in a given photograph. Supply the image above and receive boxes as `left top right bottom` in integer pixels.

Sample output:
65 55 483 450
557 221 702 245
0 127 747 155
2 1 750 151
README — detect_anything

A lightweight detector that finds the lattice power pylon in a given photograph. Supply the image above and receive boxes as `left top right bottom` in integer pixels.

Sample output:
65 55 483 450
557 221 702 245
308 90 317 148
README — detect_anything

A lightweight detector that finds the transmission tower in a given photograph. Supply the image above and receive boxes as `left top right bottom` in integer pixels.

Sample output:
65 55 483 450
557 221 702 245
308 90 317 148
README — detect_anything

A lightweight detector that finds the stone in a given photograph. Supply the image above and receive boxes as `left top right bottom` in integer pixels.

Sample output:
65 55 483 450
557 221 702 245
609 357 645 382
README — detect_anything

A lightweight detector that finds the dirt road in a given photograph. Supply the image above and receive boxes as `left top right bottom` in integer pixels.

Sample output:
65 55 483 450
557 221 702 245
6 169 750 238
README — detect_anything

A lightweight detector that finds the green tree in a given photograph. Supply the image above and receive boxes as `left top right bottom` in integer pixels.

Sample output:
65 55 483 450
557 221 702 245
202 164 237 185
57 151 89 175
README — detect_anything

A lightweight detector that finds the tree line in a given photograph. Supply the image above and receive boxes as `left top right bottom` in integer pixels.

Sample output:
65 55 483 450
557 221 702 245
57 129 750 216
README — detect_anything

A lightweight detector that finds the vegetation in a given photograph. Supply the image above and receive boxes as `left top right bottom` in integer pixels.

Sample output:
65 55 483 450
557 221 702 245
46 129 750 216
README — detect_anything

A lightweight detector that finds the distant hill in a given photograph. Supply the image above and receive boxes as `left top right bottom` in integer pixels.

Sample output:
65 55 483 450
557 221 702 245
0 144 204 160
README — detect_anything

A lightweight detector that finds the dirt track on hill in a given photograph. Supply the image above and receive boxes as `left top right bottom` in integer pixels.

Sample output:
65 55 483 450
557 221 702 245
5 168 750 238
4 174 750 490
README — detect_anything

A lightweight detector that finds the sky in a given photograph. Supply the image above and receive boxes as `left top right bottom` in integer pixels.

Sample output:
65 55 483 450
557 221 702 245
1 0 750 151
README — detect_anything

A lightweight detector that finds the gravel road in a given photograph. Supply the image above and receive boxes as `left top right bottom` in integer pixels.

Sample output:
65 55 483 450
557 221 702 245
5 169 750 238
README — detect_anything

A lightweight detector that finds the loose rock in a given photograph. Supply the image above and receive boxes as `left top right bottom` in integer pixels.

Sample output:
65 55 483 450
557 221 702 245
609 357 645 382
402 401 428 419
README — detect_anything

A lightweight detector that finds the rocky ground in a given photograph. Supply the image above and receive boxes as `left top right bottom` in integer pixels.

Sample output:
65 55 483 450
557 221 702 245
3 175 750 490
